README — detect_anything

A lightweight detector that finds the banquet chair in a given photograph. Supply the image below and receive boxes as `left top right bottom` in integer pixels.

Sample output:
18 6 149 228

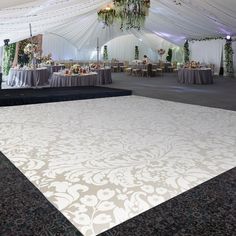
168 64 174 72
151 64 157 77
125 67 132 75
132 68 141 76
120 61 128 72
156 67 163 76
141 65 148 77
112 65 119 72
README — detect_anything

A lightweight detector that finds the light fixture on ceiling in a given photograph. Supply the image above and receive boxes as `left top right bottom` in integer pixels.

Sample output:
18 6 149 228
98 0 150 30
97 5 116 27
4 39 10 46
226 35 232 41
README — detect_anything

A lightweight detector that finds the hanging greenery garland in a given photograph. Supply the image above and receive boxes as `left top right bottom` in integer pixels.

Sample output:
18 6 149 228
98 0 150 30
3 43 16 75
224 41 234 76
103 45 108 61
98 8 116 27
189 37 224 42
135 45 139 60
184 40 190 63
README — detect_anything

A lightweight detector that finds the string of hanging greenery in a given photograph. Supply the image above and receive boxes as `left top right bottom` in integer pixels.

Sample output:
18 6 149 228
98 0 150 30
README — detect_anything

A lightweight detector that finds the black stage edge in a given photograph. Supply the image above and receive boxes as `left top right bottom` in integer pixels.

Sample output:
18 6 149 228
0 86 132 106
0 152 82 236
100 167 236 236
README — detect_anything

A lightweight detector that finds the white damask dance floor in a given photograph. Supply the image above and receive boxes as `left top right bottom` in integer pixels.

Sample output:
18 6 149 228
0 96 236 236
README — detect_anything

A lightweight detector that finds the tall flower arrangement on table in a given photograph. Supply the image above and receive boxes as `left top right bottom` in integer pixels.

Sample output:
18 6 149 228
41 53 54 65
24 43 38 65
157 48 165 61
24 43 37 56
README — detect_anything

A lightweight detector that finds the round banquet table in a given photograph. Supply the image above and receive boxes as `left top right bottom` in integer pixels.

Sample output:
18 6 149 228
94 68 112 84
178 68 213 84
7 68 50 87
50 72 98 87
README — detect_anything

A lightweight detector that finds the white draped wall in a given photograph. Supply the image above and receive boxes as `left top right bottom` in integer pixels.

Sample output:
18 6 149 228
189 39 225 75
42 32 184 63
42 33 78 61
101 34 184 63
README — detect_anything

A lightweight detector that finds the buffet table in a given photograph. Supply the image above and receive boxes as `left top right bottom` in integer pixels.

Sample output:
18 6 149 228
50 72 98 87
178 68 213 84
7 68 50 87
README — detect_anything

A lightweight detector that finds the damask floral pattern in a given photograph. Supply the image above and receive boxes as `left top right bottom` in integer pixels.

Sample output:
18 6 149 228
0 96 236 236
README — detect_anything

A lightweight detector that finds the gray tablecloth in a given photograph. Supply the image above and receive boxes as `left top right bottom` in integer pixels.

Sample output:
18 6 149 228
95 68 112 84
7 68 50 87
178 68 213 84
50 73 98 87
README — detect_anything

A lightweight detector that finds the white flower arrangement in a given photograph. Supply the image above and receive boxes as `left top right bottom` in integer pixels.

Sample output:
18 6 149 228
71 64 81 74
24 43 37 55
45 59 54 65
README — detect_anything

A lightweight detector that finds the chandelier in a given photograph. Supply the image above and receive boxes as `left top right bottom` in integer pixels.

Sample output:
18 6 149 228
97 6 116 27
98 0 150 30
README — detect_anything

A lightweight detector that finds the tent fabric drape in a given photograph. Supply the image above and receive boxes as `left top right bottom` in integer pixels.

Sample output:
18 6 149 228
0 0 236 48
42 33 78 60
189 39 225 75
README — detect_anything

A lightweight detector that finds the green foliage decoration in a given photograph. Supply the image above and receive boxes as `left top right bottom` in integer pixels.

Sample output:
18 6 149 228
135 46 139 60
189 37 224 42
3 43 16 75
98 0 150 30
184 40 190 63
103 45 108 61
224 41 234 76
166 48 173 62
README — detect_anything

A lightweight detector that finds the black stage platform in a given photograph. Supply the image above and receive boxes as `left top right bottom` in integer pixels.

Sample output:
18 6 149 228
0 86 132 106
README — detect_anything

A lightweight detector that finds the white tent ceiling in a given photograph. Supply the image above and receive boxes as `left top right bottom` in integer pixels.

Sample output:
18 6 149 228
0 0 236 47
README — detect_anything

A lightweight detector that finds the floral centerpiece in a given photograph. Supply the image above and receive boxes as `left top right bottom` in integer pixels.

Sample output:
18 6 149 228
157 49 165 61
45 59 54 65
71 64 81 74
90 63 101 69
24 43 37 55
184 61 200 69
41 53 54 65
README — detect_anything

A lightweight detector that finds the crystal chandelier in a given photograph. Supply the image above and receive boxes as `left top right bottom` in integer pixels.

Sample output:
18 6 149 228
98 0 150 30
